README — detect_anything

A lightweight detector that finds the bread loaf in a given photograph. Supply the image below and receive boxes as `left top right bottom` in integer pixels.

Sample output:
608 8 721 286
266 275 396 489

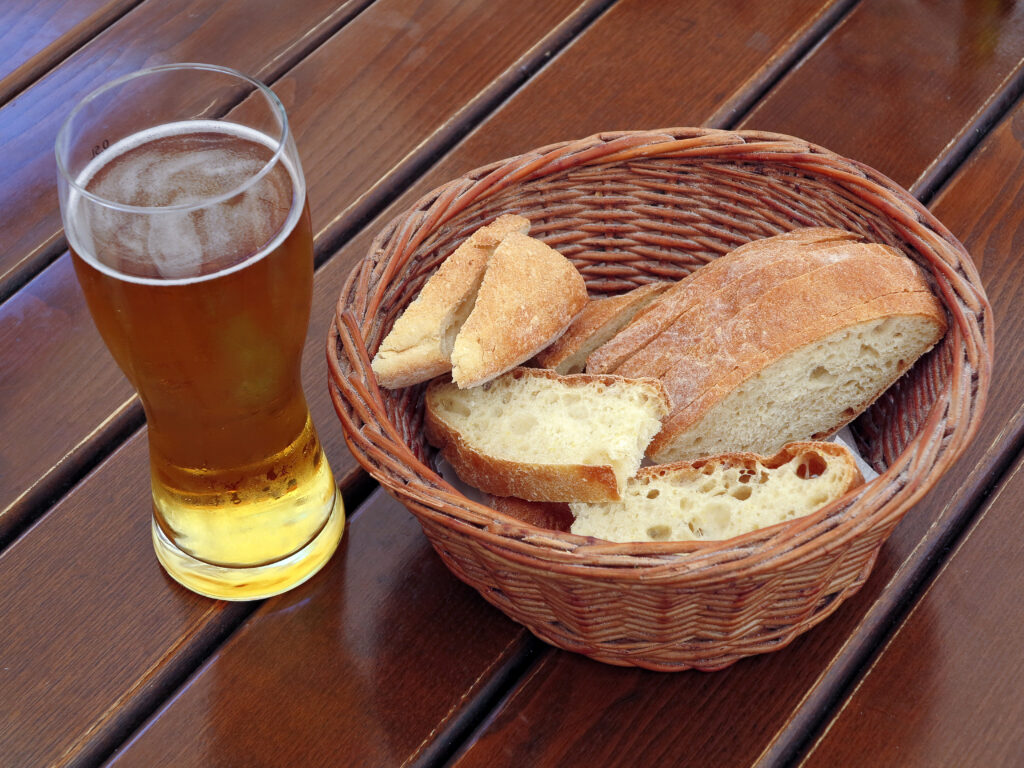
451 232 588 388
424 367 670 502
371 214 529 388
586 228 947 462
533 281 669 374
569 442 863 543
587 228 860 375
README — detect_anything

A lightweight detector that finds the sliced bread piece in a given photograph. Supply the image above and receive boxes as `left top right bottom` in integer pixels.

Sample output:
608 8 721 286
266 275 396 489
371 214 530 388
451 231 588 388
587 227 861 374
569 442 863 543
645 251 947 462
533 281 670 374
488 495 574 532
425 367 670 502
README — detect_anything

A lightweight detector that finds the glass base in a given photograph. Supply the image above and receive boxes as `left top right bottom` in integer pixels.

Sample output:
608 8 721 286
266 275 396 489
152 491 345 601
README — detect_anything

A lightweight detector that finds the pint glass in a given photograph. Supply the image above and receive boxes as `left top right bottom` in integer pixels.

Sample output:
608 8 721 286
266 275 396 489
56 64 344 600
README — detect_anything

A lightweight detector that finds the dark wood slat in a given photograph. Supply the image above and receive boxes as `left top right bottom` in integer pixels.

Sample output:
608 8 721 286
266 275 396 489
800 457 1024 767
739 0 1024 196
0 0 139 105
104 488 532 768
0 0 604 545
2 1 852 765
0 0 367 302
0 428 252 768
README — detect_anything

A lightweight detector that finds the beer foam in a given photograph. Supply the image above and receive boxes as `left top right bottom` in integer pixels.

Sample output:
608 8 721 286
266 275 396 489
66 120 306 284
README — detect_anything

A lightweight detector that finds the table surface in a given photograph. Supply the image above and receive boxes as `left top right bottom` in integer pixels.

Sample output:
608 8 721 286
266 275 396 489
2 1 1022 766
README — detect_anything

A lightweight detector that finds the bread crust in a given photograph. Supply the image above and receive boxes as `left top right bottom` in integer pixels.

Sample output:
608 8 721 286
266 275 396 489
371 214 529 388
534 281 669 373
451 232 588 388
587 227 861 374
424 368 670 502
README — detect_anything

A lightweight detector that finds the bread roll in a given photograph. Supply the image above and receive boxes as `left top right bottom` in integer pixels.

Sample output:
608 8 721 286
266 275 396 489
371 214 529 388
569 442 863 543
451 232 587 388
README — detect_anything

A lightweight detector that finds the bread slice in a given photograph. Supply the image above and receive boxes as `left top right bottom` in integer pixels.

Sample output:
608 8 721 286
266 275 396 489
569 442 864 543
587 228 861 374
371 214 529 388
450 232 588 388
488 494 574 532
424 367 670 502
645 252 947 462
533 281 670 374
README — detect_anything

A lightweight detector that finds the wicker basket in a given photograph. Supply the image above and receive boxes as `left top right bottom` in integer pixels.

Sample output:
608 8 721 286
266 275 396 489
327 128 991 671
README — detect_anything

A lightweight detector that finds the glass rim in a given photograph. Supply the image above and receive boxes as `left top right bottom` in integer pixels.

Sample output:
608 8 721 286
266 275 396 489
55 62 291 214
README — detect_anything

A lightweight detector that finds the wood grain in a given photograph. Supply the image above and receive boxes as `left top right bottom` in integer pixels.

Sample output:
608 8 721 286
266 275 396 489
105 489 532 768
739 0 1024 196
0 0 141 106
0 0 367 300
801 455 1024 767
0 0 602 544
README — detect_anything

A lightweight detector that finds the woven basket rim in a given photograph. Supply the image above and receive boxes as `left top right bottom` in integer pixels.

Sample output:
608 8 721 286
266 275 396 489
328 126 992 582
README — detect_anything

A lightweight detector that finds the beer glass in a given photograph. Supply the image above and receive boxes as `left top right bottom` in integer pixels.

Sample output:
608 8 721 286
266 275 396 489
56 64 344 600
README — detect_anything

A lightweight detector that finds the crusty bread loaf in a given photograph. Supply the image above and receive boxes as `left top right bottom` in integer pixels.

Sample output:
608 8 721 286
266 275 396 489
371 214 529 388
451 232 588 388
584 227 947 462
424 367 670 502
533 281 669 374
587 228 860 375
569 442 864 543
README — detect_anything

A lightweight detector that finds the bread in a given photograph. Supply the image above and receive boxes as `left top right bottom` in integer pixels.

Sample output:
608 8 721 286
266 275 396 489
371 214 529 388
451 231 588 388
587 228 860 375
488 495 573 532
533 281 669 374
569 442 864 543
424 367 670 502
585 228 947 462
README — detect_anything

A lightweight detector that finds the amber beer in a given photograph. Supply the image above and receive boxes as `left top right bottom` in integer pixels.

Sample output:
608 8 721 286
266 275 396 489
62 107 344 600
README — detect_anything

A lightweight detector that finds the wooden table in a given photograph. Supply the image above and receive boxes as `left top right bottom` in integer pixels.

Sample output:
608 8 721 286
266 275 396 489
2 1 1021 765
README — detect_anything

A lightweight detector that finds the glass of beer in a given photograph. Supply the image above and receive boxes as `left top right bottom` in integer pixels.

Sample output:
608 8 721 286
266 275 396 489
55 63 344 600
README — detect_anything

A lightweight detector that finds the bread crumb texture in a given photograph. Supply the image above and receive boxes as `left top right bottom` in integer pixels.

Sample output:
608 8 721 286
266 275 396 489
570 443 861 543
428 368 668 493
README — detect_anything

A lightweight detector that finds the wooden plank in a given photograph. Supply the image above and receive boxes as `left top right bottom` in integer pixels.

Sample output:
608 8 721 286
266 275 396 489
1 1 852 765
0 0 139 105
800 455 1024 767
103 489 532 768
0 0 607 544
739 0 1024 196
0 0 368 301
0 429 252 768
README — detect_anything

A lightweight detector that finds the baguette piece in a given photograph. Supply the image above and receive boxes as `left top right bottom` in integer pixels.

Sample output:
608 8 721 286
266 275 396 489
451 232 588 388
645 251 947 462
569 442 863 543
488 495 574 532
425 367 670 502
587 228 861 374
533 281 670 374
371 214 529 388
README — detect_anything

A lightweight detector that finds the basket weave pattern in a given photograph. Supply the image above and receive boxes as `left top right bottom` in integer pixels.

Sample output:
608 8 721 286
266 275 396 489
328 128 991 671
